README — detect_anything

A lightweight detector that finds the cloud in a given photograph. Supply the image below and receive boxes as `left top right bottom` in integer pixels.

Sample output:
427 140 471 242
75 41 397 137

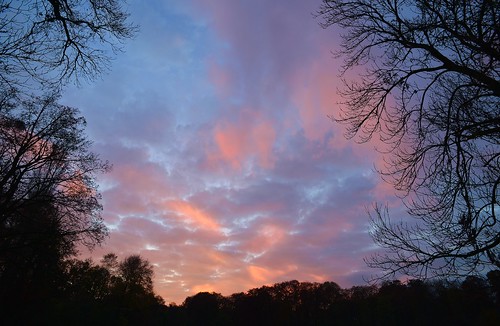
165 200 221 232
210 111 276 171
66 0 403 304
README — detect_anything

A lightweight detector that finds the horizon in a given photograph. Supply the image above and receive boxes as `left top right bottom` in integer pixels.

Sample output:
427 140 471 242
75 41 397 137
62 0 401 304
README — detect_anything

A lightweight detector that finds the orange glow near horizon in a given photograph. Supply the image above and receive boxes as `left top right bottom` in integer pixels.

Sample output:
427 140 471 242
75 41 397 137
70 0 396 305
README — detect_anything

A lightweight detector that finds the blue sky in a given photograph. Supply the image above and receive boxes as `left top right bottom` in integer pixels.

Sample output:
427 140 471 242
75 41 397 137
61 0 399 304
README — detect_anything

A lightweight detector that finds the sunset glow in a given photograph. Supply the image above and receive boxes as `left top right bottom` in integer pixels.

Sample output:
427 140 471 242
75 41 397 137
62 0 396 304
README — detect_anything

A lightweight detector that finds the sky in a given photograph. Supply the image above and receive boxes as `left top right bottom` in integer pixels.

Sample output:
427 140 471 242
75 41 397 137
62 0 401 304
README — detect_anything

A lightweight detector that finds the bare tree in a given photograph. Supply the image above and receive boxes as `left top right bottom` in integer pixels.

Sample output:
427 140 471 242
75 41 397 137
0 0 137 91
0 0 135 250
319 0 499 278
0 90 110 260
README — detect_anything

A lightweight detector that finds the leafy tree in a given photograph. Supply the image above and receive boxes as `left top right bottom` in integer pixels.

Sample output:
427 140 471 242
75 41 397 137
319 0 500 278
117 254 155 296
60 254 165 325
183 292 228 325
0 0 137 91
0 194 69 305
64 258 112 300
101 252 120 279
103 254 165 325
164 279 500 325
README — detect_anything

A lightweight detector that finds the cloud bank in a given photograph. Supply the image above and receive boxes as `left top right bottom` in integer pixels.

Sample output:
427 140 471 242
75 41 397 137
62 0 396 304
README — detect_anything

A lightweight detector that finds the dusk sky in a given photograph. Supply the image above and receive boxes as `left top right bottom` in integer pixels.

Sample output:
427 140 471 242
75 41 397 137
61 0 402 304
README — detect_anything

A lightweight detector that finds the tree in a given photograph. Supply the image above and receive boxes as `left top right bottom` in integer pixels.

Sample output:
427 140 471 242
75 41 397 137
319 0 499 278
64 254 161 303
0 194 70 305
101 252 120 277
64 258 112 300
60 254 165 325
0 0 137 91
0 0 135 258
117 254 155 296
183 292 228 325
0 90 109 272
0 2 136 320
103 254 164 324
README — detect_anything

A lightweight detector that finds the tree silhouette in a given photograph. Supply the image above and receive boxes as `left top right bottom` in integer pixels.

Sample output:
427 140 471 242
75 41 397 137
184 292 228 325
0 2 142 323
117 254 155 296
487 270 500 303
104 254 165 325
0 92 109 255
57 254 165 325
319 0 500 278
0 0 137 91
64 258 112 301
163 279 500 325
0 92 109 322
0 195 68 301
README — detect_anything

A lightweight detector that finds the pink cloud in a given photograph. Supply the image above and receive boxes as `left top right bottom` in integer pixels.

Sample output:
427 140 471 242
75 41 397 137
213 122 247 169
165 200 222 232
290 53 345 143
71 0 400 305
242 223 288 255
210 111 276 171
248 265 275 283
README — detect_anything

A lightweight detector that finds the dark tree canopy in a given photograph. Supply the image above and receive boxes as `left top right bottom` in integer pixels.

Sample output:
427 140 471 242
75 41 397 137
0 195 69 304
165 279 500 325
1 253 165 325
64 253 160 303
118 254 155 296
0 1 140 322
0 0 137 91
0 90 110 260
319 0 500 278
0 92 108 308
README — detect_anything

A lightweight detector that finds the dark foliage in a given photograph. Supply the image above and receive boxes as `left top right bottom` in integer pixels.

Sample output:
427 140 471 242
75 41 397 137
164 278 500 326
0 91 110 253
1 256 498 325
0 1 141 324
0 91 110 323
0 253 165 325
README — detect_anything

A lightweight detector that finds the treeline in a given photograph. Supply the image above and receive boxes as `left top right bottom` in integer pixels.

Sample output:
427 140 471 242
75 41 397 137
167 275 500 326
1 256 499 325
0 253 165 325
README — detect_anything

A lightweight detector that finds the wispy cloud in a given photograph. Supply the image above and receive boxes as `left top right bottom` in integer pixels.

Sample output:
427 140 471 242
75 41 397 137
62 0 397 304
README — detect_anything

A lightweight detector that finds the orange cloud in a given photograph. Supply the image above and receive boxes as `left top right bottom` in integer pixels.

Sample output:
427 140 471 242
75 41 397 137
248 264 299 284
191 283 218 294
214 123 246 169
212 113 276 171
242 223 288 263
248 265 273 283
258 224 285 246
167 200 221 232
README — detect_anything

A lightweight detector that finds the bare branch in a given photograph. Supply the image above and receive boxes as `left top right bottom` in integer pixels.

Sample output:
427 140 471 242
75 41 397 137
319 0 500 279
